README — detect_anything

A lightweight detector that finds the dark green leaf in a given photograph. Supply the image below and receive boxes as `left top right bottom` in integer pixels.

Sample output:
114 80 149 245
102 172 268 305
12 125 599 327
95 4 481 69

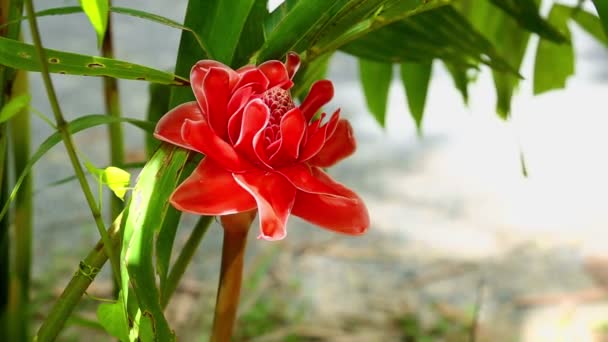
0 36 188 85
198 0 257 64
488 2 535 118
342 6 518 74
489 0 567 42
444 62 470 105
590 1 607 37
79 0 109 47
121 146 192 342
0 94 30 123
400 61 432 133
571 7 608 46
0 115 154 221
146 83 171 158
97 292 129 342
292 53 333 100
232 0 268 67
359 59 393 126
533 4 574 95
257 0 337 61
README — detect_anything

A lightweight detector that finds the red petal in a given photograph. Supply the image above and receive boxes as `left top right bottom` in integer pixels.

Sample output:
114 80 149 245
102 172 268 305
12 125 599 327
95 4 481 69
191 60 237 111
298 110 340 162
226 86 253 144
202 67 232 139
291 167 369 235
171 158 256 215
285 52 301 79
233 171 296 241
279 164 344 196
258 60 289 88
154 102 203 150
270 108 306 161
233 68 270 93
310 119 356 167
182 118 252 172
234 99 270 162
300 80 334 122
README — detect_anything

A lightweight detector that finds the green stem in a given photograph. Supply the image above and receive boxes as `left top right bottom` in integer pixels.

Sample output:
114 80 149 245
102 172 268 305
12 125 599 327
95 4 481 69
210 212 254 342
161 215 213 309
23 0 120 284
35 214 122 342
102 0 124 221
9 68 32 342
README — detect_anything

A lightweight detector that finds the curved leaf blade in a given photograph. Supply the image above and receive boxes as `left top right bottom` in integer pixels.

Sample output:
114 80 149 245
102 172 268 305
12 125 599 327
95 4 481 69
121 145 191 342
400 61 432 133
79 0 109 47
359 59 393 127
0 36 188 85
0 115 154 221
533 4 574 95
592 0 608 37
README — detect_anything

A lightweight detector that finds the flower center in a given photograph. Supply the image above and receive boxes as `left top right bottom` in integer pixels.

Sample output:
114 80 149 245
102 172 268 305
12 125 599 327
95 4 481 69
261 87 294 149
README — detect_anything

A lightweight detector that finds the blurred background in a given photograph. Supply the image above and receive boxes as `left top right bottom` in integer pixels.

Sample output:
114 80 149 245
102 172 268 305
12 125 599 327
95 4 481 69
26 0 608 340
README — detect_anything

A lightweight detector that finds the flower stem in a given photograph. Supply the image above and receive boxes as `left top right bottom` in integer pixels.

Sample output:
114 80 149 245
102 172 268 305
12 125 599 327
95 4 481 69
210 212 255 342
161 215 213 309
101 0 124 222
23 0 120 284
35 214 122 342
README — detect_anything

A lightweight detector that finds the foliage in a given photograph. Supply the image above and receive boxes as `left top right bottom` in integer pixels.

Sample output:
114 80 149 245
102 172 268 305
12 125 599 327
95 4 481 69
0 0 605 340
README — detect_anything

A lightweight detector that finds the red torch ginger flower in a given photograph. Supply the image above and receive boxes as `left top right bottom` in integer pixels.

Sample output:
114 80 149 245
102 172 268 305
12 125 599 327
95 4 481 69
154 52 369 240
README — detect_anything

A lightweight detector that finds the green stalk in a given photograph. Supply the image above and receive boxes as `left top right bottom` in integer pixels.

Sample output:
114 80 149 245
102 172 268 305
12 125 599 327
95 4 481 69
8 68 32 342
0 0 25 339
161 215 213 308
0 149 9 337
35 214 122 342
23 0 120 284
101 0 124 221
210 212 255 342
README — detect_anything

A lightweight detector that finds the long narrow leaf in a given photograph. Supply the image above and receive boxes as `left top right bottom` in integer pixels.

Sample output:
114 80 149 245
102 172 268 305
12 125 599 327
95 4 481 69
232 0 268 67
400 61 432 133
592 0 608 37
533 4 574 94
0 6 211 57
0 36 188 85
0 115 154 221
121 145 191 342
342 6 518 74
359 59 393 127
79 0 109 47
570 7 608 46
489 0 567 42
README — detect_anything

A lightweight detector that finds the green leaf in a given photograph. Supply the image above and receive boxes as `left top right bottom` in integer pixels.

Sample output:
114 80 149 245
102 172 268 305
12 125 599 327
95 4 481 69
79 0 109 48
489 0 567 43
570 7 608 46
444 62 470 104
0 6 211 57
146 83 171 158
400 61 432 133
232 0 268 67
121 146 191 342
359 59 393 127
257 0 337 61
0 115 154 221
138 312 156 342
0 94 30 123
0 36 188 85
590 1 607 37
533 4 574 95
102 166 130 200
487 1 535 118
97 292 129 342
292 52 333 100
342 6 518 74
